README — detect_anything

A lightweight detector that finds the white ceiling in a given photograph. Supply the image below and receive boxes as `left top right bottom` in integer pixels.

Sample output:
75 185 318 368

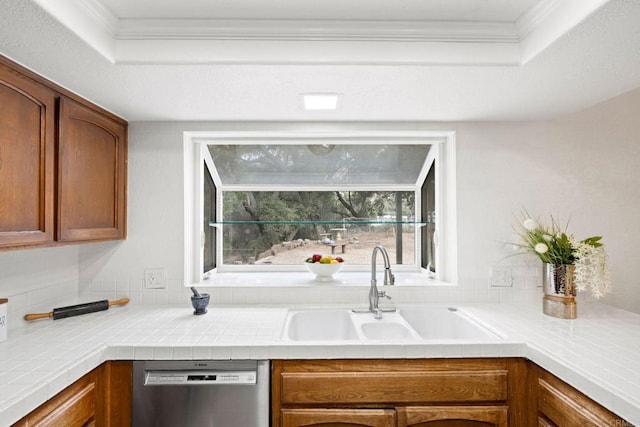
1 0 639 122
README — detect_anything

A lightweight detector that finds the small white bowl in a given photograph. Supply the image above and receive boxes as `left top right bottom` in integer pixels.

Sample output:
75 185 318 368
304 262 344 282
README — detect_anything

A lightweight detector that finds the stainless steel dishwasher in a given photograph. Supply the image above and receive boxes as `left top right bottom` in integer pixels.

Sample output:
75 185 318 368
132 360 270 426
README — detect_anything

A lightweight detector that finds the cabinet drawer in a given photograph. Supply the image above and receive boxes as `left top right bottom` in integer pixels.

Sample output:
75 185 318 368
280 369 508 405
282 408 396 427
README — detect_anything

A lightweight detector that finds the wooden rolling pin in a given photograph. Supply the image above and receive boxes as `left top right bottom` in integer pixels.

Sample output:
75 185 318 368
24 298 129 321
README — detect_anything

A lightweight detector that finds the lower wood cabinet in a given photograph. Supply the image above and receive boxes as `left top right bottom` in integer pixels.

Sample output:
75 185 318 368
533 364 625 427
9 357 634 426
397 406 508 427
14 369 98 427
273 358 633 427
272 359 525 427
282 408 396 427
280 406 508 427
12 361 132 427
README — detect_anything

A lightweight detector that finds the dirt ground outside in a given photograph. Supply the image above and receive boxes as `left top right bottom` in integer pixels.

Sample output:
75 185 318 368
254 230 416 265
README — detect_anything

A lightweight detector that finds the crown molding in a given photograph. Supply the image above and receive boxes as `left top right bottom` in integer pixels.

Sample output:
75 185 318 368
113 38 521 65
77 0 118 34
518 0 611 64
111 18 521 64
114 19 519 43
31 0 117 62
517 0 562 39
30 0 614 65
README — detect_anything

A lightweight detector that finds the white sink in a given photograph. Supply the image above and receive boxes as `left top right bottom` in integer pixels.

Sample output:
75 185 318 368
398 307 502 341
359 321 416 340
282 307 502 342
283 309 360 341
351 312 422 341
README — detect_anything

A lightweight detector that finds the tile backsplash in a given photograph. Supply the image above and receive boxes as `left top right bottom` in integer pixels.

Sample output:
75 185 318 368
0 246 80 334
3 280 79 333
78 274 541 311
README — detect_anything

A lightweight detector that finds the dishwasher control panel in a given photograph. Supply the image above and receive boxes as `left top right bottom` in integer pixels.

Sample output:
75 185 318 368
145 370 257 385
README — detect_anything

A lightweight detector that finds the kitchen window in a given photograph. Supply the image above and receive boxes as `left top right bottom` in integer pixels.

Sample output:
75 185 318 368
184 130 456 285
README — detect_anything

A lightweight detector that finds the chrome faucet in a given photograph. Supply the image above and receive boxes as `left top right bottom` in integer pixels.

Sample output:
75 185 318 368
369 245 395 317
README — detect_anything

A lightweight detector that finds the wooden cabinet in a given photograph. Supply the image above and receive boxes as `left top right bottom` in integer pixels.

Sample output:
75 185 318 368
12 361 132 427
0 55 127 251
14 369 98 427
282 409 396 427
0 60 56 248
533 364 624 427
396 406 508 427
96 361 133 426
272 359 524 427
57 97 127 242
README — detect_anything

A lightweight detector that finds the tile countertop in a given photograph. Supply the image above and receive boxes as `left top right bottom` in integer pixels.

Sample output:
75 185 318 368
0 302 639 425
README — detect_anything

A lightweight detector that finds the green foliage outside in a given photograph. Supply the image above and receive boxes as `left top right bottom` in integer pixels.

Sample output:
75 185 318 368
222 191 412 263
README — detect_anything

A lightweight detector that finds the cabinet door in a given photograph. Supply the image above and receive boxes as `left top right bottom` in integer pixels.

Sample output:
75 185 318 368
13 370 97 427
0 61 55 248
281 409 396 427
13 361 133 427
397 406 508 427
57 97 127 242
537 376 620 427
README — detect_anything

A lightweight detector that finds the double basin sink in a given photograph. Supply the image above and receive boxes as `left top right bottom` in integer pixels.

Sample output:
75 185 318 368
282 306 502 342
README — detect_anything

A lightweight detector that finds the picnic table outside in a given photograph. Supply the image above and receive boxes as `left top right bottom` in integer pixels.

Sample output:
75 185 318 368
327 241 349 254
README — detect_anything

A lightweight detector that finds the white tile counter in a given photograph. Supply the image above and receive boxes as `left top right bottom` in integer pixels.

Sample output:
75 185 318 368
0 302 639 425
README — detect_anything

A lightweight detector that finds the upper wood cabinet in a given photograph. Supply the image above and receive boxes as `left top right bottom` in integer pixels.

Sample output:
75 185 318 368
0 55 127 250
0 61 56 248
57 97 127 242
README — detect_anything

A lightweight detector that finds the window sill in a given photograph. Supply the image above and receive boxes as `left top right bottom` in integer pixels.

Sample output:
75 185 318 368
196 270 452 288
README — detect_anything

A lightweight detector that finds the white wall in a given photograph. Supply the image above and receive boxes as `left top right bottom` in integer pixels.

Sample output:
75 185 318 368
0 246 79 331
457 87 640 313
2 88 639 325
75 87 640 313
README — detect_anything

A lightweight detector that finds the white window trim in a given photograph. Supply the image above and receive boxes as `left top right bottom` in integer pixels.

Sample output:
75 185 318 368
183 130 457 286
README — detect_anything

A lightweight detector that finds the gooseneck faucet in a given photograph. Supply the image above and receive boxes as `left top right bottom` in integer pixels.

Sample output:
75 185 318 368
369 245 395 317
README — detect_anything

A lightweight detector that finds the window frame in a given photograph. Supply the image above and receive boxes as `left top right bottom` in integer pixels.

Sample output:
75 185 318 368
184 130 457 286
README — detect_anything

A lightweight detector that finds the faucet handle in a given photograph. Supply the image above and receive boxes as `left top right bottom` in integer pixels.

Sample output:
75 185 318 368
378 291 392 300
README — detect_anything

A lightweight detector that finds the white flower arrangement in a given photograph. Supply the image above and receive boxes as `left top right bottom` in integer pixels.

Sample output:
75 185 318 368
571 237 612 299
514 212 612 299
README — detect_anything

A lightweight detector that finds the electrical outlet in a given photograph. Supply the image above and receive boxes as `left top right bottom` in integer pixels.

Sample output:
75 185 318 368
490 266 513 287
144 268 166 289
